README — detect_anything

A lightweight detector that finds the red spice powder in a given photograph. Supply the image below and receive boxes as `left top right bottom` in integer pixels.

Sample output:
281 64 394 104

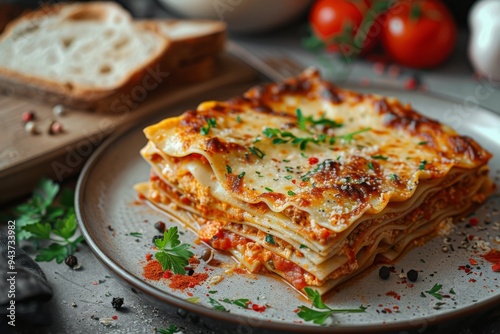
386 291 401 300
189 256 200 265
169 273 208 290
251 304 266 313
482 249 500 264
143 260 164 281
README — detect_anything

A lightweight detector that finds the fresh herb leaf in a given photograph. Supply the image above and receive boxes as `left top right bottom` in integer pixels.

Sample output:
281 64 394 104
418 160 427 170
418 141 428 145
340 127 371 143
128 232 142 238
208 290 218 294
249 146 265 159
296 108 342 130
226 165 232 174
371 155 388 160
449 288 456 295
154 227 194 274
265 234 276 245
283 159 291 163
284 175 293 180
367 161 374 171
155 325 180 334
35 243 68 264
221 298 250 309
236 115 242 123
300 244 308 249
425 284 444 300
186 297 200 304
209 297 228 312
200 118 216 135
13 178 84 262
297 288 367 325
390 173 398 181
287 190 296 196
265 187 273 192
238 172 246 179
255 171 263 178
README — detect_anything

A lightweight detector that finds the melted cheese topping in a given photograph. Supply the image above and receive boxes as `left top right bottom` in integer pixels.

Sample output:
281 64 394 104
144 68 491 234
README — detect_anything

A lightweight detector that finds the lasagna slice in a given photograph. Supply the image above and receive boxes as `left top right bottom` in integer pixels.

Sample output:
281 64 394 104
136 69 494 295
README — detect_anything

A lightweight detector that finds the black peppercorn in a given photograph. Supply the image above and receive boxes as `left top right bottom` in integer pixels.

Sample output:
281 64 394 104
407 269 418 282
152 235 163 244
111 297 124 310
379 266 391 280
187 269 194 276
65 255 78 268
154 221 166 233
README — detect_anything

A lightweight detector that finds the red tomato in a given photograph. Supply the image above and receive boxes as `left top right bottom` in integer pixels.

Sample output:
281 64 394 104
381 0 457 68
309 0 379 56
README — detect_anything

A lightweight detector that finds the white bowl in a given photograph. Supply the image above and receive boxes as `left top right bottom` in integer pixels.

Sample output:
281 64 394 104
156 0 312 33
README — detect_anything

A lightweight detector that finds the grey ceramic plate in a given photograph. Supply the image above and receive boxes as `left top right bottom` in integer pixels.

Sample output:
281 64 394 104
76 85 500 333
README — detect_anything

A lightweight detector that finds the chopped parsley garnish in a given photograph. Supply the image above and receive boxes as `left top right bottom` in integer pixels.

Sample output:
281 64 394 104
200 118 216 135
238 172 246 179
418 160 427 170
299 244 308 249
283 159 291 163
371 155 388 160
262 127 370 151
345 176 351 183
221 298 250 309
418 141 428 145
185 297 200 304
449 288 456 295
226 165 232 174
297 288 367 325
265 234 276 245
424 283 444 300
265 187 273 192
128 232 142 238
287 190 296 196
249 146 265 159
236 115 242 123
154 226 194 275
284 175 293 180
253 136 261 144
296 108 342 131
209 297 228 312
367 161 374 171
208 290 218 294
255 171 263 177
155 325 180 334
390 173 398 181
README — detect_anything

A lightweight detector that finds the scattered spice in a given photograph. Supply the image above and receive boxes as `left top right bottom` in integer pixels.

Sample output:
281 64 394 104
251 303 266 313
379 266 391 280
145 253 153 261
168 273 208 290
22 111 35 122
201 249 214 263
143 260 164 281
65 255 78 269
386 291 401 300
111 315 118 320
154 221 166 233
407 269 418 282
111 297 124 310
482 249 500 272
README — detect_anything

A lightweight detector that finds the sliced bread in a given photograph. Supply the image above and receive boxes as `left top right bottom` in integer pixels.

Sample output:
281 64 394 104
0 2 169 110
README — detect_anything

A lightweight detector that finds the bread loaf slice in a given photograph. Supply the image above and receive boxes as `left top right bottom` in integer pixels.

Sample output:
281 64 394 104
138 19 226 69
0 2 169 110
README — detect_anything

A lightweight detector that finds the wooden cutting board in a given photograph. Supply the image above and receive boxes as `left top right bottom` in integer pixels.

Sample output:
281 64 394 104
0 54 257 203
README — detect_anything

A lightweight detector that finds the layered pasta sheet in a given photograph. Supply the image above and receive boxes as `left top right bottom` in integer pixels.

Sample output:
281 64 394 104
136 69 494 294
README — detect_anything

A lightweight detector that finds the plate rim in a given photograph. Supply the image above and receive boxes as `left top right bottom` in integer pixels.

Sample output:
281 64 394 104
75 85 500 333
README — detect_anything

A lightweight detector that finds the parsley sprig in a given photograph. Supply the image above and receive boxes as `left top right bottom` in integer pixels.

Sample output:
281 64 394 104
155 325 180 334
297 288 367 325
154 226 194 275
296 108 342 131
423 283 444 300
209 297 229 312
12 178 84 263
263 127 371 151
200 118 216 135
221 298 250 309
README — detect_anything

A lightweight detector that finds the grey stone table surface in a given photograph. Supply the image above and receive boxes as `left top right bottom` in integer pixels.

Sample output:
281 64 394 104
3 1 500 334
